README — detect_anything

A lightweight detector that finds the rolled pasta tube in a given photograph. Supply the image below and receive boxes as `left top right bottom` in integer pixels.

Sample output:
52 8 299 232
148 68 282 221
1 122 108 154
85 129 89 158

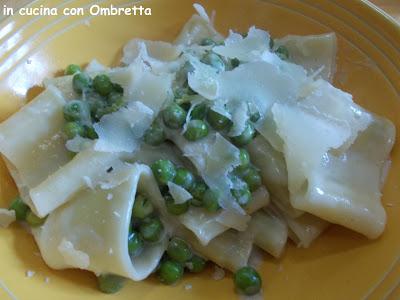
33 163 168 281
0 86 71 208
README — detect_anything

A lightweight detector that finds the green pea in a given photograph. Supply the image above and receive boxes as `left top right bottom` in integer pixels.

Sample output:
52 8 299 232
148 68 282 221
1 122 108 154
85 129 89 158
97 274 125 294
128 231 143 257
93 74 113 96
234 266 262 296
239 149 250 168
190 103 208 120
190 181 207 199
167 237 193 263
95 93 125 118
72 72 92 94
158 260 184 285
84 91 106 118
108 91 124 104
112 83 124 94
174 168 195 191
139 217 164 242
240 166 262 192
9 196 29 221
186 255 206 273
235 166 262 192
162 103 187 129
184 120 209 141
132 194 154 219
231 122 255 146
249 111 261 123
143 123 166 146
64 64 81 75
201 52 225 72
230 58 240 69
63 100 91 122
83 125 98 140
276 45 289 60
63 122 85 139
189 181 207 207
231 186 252 207
25 211 46 227
151 159 176 186
202 189 220 212
207 109 231 131
165 195 189 215
200 38 216 46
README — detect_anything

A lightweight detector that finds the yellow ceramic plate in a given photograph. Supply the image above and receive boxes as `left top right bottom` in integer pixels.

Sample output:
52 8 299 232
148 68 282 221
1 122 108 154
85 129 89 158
0 0 399 299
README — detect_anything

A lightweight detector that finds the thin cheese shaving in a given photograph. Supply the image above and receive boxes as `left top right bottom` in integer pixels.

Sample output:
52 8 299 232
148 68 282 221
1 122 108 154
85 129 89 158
94 101 153 153
168 182 192 204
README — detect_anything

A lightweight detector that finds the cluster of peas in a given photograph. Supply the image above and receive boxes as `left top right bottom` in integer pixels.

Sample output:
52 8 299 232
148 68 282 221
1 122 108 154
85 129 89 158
62 64 126 140
149 151 261 213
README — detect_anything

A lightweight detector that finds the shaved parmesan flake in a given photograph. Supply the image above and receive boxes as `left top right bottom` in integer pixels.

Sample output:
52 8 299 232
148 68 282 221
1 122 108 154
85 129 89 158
271 103 350 195
172 132 245 214
58 238 90 269
187 55 219 99
65 136 93 153
94 101 153 153
168 182 192 204
108 61 173 114
214 27 271 62
193 3 211 23
275 33 337 81
218 62 307 120
175 14 224 46
299 79 372 151
122 39 182 65
85 59 109 73
0 209 16 228
227 100 249 137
